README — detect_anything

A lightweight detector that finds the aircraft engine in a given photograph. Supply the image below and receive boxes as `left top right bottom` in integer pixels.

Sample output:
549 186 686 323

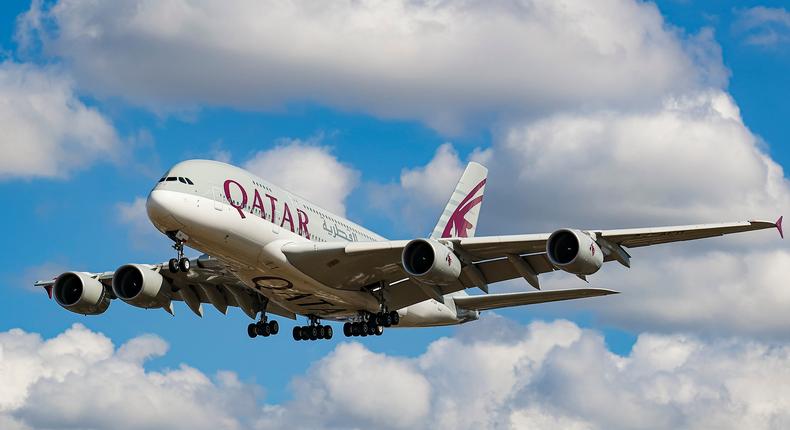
402 238 462 285
546 229 604 276
112 264 172 309
53 272 111 315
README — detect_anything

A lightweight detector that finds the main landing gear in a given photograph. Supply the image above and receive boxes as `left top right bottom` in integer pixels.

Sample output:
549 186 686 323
293 315 333 341
343 310 400 337
167 235 190 273
247 314 280 339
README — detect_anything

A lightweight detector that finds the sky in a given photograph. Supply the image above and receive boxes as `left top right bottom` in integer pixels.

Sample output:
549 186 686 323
1 1 790 429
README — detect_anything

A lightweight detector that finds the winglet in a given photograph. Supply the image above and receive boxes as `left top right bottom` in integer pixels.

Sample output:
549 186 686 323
777 216 784 239
44 285 53 300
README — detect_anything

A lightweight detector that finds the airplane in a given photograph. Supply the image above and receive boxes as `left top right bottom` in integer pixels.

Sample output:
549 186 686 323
36 159 784 342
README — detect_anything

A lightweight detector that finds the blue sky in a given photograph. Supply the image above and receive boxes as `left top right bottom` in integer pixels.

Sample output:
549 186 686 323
1 1 790 429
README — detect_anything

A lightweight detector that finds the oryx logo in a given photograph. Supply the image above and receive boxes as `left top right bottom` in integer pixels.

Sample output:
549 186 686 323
441 178 486 238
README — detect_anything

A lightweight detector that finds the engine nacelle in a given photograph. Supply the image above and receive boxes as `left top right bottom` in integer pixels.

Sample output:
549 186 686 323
546 229 603 276
112 264 172 309
53 272 111 315
402 238 462 285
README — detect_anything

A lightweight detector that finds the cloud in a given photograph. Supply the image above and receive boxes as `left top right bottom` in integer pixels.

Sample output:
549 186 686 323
733 7 790 47
0 324 259 430
18 0 724 133
258 317 790 430
243 137 360 216
8 321 790 430
0 61 120 180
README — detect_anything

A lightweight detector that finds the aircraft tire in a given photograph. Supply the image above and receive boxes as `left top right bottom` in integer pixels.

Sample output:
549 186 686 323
343 322 352 337
168 258 179 273
325 325 333 339
247 323 257 338
389 311 400 325
178 257 190 272
268 320 279 335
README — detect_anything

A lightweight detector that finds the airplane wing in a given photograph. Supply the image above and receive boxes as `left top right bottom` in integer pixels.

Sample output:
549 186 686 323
452 288 618 311
282 218 781 310
35 255 296 320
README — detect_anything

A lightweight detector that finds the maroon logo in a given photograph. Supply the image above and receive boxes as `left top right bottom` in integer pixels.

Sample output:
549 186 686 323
441 179 486 238
223 179 311 239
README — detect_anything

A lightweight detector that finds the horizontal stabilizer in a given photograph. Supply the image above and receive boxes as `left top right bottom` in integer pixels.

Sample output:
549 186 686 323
452 288 618 311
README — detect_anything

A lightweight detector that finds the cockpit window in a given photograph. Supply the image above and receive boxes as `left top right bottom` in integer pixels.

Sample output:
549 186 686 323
178 177 187 184
185 178 194 185
166 177 177 182
158 177 166 183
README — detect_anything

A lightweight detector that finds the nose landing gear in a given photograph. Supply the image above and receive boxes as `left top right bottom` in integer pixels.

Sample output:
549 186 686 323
167 232 191 273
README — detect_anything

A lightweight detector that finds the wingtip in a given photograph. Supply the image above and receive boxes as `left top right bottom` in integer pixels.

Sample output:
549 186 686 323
777 216 784 239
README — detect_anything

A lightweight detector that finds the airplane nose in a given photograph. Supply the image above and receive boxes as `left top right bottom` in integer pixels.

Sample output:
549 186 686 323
146 190 183 232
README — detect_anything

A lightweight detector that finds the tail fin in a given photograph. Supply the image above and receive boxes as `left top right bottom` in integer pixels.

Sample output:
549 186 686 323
430 162 488 238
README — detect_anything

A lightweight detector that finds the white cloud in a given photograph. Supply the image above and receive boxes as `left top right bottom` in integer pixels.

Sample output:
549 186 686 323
733 7 790 47
5 320 790 430
18 0 723 133
257 317 790 430
0 61 120 179
0 324 258 430
243 137 359 216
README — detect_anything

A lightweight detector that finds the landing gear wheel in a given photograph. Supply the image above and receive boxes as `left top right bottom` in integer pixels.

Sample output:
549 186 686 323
168 258 179 273
351 323 361 336
178 257 190 272
293 326 302 341
382 313 392 328
389 311 400 325
309 326 318 341
247 323 258 338
317 325 326 340
343 323 353 337
268 320 279 335
375 325 384 336
324 325 333 339
256 322 271 337
300 327 310 340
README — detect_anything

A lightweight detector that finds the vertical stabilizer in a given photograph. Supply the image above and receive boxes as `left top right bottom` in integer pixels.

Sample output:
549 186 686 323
430 162 488 238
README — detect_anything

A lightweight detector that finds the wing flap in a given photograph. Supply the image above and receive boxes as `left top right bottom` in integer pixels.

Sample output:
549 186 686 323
453 288 618 311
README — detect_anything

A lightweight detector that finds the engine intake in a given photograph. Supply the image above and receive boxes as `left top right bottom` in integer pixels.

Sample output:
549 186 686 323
402 239 462 285
546 229 603 276
112 264 172 309
53 272 111 315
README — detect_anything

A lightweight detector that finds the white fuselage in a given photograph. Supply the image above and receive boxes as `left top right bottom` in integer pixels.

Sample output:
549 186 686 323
145 159 474 327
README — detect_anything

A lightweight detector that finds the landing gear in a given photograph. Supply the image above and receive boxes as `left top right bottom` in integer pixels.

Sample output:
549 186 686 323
247 313 279 339
167 233 190 273
342 310 400 337
293 315 333 342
